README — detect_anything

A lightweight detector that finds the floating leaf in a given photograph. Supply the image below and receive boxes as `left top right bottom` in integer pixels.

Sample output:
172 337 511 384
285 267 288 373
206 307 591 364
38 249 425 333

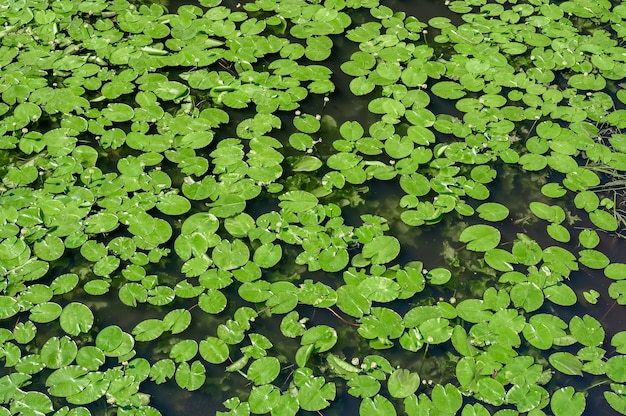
247 357 281 385
589 209 618 232
59 303 93 336
459 225 501 252
348 375 381 398
175 361 206 391
199 337 229 364
156 194 191 215
387 369 420 398
431 384 463 414
279 191 319 213
569 315 605 347
362 236 401 265
132 319 165 342
549 352 583 376
606 356 626 382
476 203 509 222
360 394 397 416
550 386 586 416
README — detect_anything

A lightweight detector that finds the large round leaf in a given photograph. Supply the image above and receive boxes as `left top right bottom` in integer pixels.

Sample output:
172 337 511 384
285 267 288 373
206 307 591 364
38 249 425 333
59 303 94 336
550 386 585 416
459 224 501 252
362 236 400 265
387 369 420 398
247 356 281 385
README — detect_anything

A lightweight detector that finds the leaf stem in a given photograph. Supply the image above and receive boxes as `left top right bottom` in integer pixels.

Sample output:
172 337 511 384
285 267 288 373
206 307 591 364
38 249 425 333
600 300 617 322
326 307 360 327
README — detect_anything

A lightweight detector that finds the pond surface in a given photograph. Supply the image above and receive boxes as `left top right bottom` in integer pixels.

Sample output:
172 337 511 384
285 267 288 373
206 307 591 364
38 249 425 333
1 0 626 415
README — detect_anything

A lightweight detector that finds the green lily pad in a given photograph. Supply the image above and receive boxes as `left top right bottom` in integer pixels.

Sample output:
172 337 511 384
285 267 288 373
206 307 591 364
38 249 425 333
361 236 401 265
59 303 93 336
279 191 319 213
360 394 396 416
102 103 134 122
175 361 206 391
247 356 281 385
589 209 618 232
549 352 583 376
199 337 229 364
550 386 586 416
476 203 509 222
156 194 191 215
459 224 501 252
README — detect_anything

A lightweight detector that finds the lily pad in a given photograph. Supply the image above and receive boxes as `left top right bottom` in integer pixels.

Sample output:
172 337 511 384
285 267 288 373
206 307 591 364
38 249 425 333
361 236 401 265
459 224 501 252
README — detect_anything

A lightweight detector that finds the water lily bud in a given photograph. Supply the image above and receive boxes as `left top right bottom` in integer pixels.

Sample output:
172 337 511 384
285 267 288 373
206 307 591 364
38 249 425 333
21 128 28 133
449 297 457 304
323 97 329 102
315 114 321 120
351 357 359 366
295 110 301 116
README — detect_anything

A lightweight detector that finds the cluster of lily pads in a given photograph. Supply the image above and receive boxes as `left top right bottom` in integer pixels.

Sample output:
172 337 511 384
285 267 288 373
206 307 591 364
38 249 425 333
1 0 626 414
